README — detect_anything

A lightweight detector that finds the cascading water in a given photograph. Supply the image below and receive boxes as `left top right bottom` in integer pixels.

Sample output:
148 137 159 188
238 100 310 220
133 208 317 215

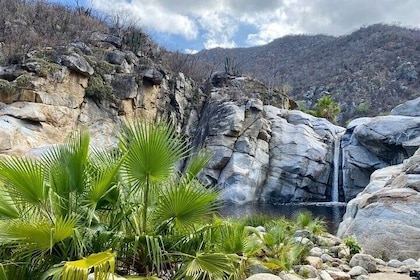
331 133 343 202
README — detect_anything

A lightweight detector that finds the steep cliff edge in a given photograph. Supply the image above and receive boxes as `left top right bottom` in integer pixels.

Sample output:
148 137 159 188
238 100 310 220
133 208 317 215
0 35 205 155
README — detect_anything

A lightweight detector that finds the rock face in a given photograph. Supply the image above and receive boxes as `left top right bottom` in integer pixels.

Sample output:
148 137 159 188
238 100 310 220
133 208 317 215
341 107 420 201
195 75 344 204
0 35 202 156
338 148 420 260
5 31 420 206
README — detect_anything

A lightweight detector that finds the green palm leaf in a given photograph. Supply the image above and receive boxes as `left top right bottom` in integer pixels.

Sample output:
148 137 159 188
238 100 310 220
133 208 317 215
85 148 122 209
176 252 239 280
153 180 219 234
183 150 212 182
43 130 90 196
61 250 115 280
0 187 19 219
120 120 189 185
0 156 46 206
0 215 78 250
119 120 190 232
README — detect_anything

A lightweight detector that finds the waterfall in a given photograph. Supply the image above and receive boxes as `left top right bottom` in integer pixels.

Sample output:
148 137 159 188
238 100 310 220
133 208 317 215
331 133 342 202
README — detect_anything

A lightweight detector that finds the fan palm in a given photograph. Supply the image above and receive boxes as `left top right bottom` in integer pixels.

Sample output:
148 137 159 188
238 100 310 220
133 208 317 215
0 120 230 279
119 120 190 233
0 130 122 278
313 95 340 123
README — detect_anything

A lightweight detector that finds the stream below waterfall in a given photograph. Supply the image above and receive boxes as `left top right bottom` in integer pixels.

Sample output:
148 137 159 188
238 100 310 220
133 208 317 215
218 202 347 234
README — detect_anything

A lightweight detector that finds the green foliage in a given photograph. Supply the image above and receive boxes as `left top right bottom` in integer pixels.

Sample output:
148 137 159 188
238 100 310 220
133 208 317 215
0 79 16 96
312 95 341 123
344 236 362 256
85 73 114 101
15 74 33 88
355 102 371 114
294 211 326 235
0 121 329 279
26 58 62 78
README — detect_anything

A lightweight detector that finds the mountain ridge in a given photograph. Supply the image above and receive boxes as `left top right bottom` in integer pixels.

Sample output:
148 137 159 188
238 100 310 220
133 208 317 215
192 23 420 125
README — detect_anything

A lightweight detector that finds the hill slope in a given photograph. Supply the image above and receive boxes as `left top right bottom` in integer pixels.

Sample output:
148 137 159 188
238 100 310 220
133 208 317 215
193 24 420 124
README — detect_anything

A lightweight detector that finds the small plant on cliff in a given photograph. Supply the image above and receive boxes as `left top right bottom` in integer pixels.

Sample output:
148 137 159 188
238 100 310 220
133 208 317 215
312 95 341 123
224 56 242 76
85 73 114 102
344 236 362 256
0 79 16 96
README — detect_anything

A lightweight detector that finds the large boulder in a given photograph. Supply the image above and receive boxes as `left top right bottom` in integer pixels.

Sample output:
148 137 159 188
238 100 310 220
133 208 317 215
260 107 343 203
196 77 343 203
60 53 94 76
338 148 420 260
342 113 420 201
391 96 420 117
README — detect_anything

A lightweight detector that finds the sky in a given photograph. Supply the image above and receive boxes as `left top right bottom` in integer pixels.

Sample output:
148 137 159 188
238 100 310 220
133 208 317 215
49 0 420 53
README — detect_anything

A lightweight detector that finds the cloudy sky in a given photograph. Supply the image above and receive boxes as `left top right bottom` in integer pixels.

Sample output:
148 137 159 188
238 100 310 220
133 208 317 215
51 0 420 53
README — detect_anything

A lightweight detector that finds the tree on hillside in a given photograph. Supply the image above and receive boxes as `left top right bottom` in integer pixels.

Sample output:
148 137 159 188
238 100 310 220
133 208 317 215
313 95 341 123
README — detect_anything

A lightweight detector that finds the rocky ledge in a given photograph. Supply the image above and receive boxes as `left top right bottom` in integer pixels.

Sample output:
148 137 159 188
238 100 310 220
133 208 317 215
338 147 420 260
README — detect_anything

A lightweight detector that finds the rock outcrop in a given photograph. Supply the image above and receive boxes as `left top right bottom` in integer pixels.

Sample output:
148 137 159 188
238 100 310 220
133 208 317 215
341 101 420 201
0 36 202 156
338 147 420 260
195 75 344 203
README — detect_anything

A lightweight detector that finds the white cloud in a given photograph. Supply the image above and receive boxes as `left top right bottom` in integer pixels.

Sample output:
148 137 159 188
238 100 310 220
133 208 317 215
88 0 420 50
184 48 199 54
90 0 198 39
197 10 238 48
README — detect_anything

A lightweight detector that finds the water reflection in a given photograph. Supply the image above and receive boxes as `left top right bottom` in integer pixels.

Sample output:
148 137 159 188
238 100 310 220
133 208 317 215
218 202 347 234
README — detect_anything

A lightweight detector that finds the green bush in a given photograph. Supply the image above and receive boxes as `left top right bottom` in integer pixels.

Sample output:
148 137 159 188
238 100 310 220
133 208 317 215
344 236 362 256
355 102 371 114
311 95 341 123
15 74 33 88
0 79 16 95
85 73 113 101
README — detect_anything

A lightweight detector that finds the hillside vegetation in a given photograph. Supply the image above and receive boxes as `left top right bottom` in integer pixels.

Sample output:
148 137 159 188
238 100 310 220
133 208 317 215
1 0 419 125
193 24 420 124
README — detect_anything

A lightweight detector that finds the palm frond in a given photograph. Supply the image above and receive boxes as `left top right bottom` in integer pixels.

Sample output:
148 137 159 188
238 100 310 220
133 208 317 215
182 150 212 182
85 148 122 209
119 120 190 185
0 188 19 219
0 156 46 206
0 215 78 251
176 252 239 280
61 250 115 280
145 235 164 273
43 130 90 196
153 180 219 234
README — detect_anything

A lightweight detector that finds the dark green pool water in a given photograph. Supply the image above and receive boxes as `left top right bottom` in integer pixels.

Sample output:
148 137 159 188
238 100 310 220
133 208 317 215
218 202 347 234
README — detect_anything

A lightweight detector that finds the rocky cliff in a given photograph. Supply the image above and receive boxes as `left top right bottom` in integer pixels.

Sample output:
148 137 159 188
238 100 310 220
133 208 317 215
0 31 349 204
195 75 344 203
0 35 205 155
337 98 420 260
1 29 420 208
341 97 420 201
338 147 420 260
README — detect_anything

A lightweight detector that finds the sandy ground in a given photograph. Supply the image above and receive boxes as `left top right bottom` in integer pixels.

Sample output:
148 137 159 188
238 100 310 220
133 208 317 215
368 266 415 280
369 272 412 280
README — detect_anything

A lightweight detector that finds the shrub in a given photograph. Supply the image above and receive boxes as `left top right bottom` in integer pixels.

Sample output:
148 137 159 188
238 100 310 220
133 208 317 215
15 74 33 88
311 95 341 123
85 73 113 101
355 102 371 114
344 236 362 256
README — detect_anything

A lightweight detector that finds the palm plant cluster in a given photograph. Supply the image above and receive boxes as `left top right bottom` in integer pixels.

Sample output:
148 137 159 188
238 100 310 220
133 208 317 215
0 120 326 280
